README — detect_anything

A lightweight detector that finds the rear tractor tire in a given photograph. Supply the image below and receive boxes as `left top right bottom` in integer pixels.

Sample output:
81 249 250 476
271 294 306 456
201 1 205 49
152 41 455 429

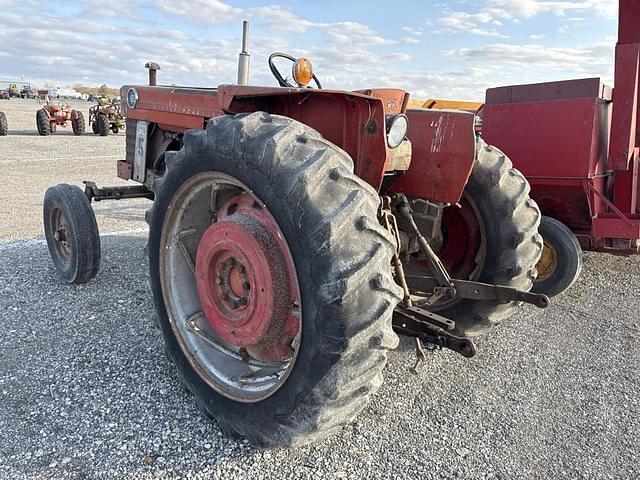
96 114 109 136
43 184 101 284
413 137 543 337
0 112 7 136
532 216 582 297
148 112 402 448
36 109 50 136
73 111 85 136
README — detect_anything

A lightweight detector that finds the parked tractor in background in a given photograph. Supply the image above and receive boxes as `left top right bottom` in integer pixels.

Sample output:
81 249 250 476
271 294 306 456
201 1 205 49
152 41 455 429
42 22 546 448
0 112 7 136
89 97 125 135
8 84 20 98
0 90 9 100
36 101 85 136
21 86 35 99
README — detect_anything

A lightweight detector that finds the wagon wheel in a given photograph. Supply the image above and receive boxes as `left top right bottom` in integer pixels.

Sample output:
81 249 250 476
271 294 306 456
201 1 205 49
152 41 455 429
532 216 582 297
43 184 101 283
407 137 543 337
147 112 401 447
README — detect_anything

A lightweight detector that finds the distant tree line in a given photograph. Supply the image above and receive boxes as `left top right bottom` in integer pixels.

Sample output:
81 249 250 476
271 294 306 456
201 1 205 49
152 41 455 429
73 84 119 97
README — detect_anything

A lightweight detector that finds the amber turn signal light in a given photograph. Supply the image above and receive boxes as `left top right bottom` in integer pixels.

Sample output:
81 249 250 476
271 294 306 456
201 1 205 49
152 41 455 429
292 58 313 87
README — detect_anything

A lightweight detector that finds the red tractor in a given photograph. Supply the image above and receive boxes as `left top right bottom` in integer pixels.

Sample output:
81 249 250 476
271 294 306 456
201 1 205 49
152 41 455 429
36 101 85 136
43 23 546 447
0 111 7 136
482 0 640 296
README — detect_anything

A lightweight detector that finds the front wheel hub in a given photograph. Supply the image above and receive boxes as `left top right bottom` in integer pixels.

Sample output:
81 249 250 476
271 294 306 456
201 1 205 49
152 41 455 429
195 194 300 363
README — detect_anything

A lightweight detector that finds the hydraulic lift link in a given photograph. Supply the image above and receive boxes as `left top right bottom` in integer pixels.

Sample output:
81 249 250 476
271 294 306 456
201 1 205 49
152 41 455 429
407 275 550 308
394 194 454 288
383 192 547 366
394 306 477 359
391 193 549 310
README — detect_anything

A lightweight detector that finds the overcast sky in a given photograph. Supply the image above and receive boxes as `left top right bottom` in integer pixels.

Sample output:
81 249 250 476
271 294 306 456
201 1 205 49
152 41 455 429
0 0 618 100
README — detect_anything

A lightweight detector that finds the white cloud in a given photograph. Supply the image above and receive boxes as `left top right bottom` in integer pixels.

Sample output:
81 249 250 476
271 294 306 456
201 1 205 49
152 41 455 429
402 26 424 36
325 22 395 46
249 5 320 33
438 0 616 36
446 41 614 80
153 0 241 23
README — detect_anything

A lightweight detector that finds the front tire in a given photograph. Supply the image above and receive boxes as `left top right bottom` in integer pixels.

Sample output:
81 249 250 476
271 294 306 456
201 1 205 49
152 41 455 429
148 112 401 448
43 184 101 283
0 112 7 136
532 216 582 297
72 111 85 135
36 109 50 136
96 114 109 136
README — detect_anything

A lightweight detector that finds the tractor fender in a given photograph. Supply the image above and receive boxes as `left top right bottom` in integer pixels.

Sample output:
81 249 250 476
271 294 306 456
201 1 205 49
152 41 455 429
390 109 476 204
70 109 80 121
218 86 391 190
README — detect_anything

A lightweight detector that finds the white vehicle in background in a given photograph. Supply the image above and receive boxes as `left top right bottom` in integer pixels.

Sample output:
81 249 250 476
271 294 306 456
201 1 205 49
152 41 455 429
56 87 82 99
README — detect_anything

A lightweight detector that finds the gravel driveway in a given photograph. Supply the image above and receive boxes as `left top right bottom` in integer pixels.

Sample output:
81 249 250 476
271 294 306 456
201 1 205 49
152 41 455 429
1 99 639 480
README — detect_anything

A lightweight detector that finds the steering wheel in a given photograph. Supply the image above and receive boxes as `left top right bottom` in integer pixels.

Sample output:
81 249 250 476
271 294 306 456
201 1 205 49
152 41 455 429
268 52 323 89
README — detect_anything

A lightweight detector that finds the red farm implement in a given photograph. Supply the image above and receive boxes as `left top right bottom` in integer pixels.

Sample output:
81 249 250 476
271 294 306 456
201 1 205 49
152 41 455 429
481 0 640 296
42 22 546 447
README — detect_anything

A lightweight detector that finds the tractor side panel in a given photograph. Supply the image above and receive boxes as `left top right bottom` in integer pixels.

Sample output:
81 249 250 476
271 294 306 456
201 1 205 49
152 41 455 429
389 109 476 204
124 86 222 132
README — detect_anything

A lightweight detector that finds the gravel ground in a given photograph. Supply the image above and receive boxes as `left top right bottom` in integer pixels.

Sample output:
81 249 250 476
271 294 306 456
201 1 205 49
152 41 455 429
1 99 639 479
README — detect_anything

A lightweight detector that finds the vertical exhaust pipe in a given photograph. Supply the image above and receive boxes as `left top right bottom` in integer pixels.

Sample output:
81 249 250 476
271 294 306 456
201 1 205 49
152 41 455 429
237 20 250 85
145 62 161 86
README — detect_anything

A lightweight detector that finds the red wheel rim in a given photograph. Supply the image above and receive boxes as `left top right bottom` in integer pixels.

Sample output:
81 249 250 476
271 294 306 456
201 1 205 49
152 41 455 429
438 196 484 280
195 194 301 364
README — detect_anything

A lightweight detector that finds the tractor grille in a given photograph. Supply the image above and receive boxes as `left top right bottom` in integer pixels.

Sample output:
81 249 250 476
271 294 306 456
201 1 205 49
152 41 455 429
125 118 136 167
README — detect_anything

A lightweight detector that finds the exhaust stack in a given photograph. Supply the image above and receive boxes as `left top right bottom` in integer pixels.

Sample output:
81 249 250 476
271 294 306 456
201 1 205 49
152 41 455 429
145 62 161 86
237 20 250 85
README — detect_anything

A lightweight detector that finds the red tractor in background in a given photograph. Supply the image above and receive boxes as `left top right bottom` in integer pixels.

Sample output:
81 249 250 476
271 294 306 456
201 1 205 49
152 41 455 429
36 101 85 136
481 0 640 296
42 22 546 448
